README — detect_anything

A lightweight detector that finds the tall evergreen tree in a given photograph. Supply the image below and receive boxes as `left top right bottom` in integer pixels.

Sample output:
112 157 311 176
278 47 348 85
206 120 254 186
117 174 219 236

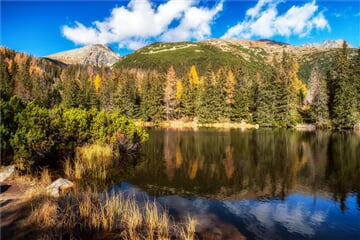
198 70 224 123
115 72 140 118
140 71 163 122
233 71 253 122
329 42 357 128
275 51 300 127
254 66 278 126
0 55 13 99
350 48 360 123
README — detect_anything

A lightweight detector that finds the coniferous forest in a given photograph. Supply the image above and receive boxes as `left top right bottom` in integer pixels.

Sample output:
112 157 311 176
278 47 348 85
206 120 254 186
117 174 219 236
1 43 360 167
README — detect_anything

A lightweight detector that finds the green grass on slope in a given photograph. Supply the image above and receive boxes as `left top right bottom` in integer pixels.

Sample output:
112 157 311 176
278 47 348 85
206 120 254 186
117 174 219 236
114 42 259 77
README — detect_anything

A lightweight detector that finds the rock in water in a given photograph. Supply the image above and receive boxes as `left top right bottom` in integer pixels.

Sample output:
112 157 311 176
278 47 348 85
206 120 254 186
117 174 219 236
47 178 74 197
0 165 16 182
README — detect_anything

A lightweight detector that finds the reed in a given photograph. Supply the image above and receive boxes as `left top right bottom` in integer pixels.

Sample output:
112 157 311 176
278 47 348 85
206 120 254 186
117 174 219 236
27 187 197 239
40 168 52 185
179 216 197 240
64 143 116 181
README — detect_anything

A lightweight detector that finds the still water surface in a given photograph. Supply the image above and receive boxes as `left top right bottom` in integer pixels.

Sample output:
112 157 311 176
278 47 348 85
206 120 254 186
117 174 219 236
114 128 360 239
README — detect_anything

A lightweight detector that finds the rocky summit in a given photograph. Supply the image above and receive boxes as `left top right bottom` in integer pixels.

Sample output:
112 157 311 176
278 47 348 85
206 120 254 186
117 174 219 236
302 39 352 48
45 44 121 66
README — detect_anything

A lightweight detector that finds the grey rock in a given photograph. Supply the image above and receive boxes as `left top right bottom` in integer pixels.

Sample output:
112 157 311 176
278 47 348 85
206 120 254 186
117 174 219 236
45 44 121 66
303 39 353 48
0 165 16 182
46 178 74 197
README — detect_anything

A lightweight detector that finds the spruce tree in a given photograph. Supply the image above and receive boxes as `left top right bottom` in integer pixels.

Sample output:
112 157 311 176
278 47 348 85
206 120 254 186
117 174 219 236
329 42 357 128
139 71 163 122
350 48 360 125
254 66 277 126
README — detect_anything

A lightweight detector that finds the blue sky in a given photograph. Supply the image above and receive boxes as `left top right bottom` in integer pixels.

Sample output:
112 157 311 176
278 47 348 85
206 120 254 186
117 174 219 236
1 0 359 57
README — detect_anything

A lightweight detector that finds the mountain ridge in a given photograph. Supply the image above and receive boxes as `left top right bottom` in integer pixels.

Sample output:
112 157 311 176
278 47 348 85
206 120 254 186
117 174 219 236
302 39 353 48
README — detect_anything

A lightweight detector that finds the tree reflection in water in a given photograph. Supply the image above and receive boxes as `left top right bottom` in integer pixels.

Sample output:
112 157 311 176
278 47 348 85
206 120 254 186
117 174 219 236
126 128 360 211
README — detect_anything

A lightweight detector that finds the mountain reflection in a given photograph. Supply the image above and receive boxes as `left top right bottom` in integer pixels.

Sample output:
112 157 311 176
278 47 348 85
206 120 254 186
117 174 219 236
126 128 360 211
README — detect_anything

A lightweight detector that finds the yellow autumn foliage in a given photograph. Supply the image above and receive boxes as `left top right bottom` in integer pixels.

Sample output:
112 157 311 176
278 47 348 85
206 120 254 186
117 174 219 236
93 74 102 92
176 80 183 101
189 65 199 86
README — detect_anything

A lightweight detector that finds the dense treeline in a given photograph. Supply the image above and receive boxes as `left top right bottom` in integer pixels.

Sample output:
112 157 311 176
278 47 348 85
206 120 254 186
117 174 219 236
1 95 148 168
1 43 359 130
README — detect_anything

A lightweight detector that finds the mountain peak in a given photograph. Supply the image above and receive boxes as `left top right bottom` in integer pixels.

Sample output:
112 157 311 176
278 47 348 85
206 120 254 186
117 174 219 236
303 39 353 48
46 44 120 66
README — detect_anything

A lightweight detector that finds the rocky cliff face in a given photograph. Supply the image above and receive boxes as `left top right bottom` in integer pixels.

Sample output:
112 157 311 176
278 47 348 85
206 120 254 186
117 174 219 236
303 39 353 48
45 44 120 66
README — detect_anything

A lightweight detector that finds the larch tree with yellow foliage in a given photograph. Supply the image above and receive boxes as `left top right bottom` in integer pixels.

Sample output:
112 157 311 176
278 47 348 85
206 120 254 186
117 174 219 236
224 69 237 119
93 74 102 93
164 66 177 120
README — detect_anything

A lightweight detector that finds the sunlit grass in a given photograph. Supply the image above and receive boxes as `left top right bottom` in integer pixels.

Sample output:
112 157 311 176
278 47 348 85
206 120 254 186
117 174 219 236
179 216 197 240
64 143 117 181
10 143 197 239
40 168 52 185
26 187 196 239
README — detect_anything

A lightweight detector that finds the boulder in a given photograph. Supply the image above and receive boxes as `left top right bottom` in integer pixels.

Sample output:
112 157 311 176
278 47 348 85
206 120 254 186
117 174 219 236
46 178 74 197
0 165 16 182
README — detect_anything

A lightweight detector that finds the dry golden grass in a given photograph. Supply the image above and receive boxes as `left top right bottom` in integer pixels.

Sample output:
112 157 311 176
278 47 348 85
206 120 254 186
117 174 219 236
25 186 197 239
63 157 72 179
29 197 57 228
65 143 117 181
40 168 52 185
10 143 197 239
179 216 198 240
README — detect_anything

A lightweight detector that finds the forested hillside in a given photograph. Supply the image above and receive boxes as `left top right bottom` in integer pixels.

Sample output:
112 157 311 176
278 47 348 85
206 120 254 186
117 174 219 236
1 41 360 128
1 41 359 167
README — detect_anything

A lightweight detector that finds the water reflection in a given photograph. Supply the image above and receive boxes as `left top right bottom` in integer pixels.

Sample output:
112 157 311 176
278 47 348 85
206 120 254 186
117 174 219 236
127 129 360 211
118 128 360 239
113 182 360 240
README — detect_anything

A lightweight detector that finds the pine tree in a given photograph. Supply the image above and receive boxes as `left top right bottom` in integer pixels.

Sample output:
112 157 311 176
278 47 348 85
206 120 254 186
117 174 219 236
233 71 253 122
115 72 139 118
275 51 300 127
61 67 81 108
329 42 357 128
139 71 163 122
0 56 13 99
180 66 201 119
254 66 277 126
350 48 360 124
198 70 224 123
179 77 195 119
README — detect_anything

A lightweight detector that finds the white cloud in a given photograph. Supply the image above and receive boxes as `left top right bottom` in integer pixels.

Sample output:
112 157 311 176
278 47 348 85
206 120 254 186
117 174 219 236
62 0 223 50
223 0 330 39
161 3 223 42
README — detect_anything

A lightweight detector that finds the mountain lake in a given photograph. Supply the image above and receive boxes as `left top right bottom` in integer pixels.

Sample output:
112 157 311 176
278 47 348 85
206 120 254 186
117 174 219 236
109 128 360 239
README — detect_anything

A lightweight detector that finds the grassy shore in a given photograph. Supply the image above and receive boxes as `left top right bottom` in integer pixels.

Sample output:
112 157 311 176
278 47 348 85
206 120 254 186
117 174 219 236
142 120 260 130
27 185 196 239
1 144 197 240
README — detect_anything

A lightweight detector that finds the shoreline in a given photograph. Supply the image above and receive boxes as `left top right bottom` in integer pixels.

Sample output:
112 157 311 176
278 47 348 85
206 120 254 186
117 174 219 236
141 120 261 129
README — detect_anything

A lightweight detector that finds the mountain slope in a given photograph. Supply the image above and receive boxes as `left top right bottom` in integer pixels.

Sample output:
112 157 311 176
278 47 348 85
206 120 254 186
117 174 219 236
114 38 357 83
46 44 120 66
